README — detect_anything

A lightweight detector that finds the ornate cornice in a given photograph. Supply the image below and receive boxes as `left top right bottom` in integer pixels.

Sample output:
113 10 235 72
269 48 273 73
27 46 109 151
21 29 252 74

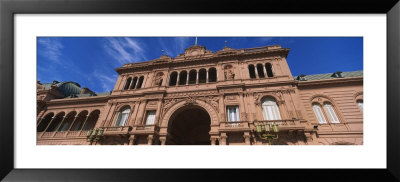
297 77 363 87
115 46 289 74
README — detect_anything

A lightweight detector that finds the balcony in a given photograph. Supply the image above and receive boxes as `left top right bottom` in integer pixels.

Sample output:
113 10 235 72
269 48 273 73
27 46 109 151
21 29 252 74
130 124 159 135
219 121 251 132
37 130 87 139
99 126 132 136
253 119 306 131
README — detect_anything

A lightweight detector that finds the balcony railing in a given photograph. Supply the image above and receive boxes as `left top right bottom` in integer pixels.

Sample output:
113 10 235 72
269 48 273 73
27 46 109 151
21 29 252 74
219 121 251 132
99 126 132 136
37 130 91 139
253 119 305 131
130 124 159 135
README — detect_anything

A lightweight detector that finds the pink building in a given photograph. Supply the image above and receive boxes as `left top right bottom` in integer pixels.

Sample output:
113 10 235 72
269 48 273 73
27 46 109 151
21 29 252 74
36 44 363 145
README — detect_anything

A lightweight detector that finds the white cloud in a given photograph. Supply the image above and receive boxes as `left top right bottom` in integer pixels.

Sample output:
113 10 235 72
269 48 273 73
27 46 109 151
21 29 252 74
92 70 117 92
103 37 147 65
37 38 64 62
158 37 191 57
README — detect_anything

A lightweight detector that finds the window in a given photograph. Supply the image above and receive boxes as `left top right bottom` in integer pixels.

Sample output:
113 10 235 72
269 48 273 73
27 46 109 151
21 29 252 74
265 63 274 77
189 70 197 84
136 76 144 89
248 64 256 79
357 100 363 112
256 64 265 78
145 111 156 125
198 69 207 83
169 72 178 86
323 103 340 123
124 77 132 90
115 108 130 126
226 106 240 122
179 71 187 85
312 103 327 124
130 77 138 89
261 97 281 120
208 67 217 82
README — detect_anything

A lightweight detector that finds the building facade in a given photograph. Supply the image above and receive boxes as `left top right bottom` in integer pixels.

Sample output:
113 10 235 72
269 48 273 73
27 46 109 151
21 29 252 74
36 44 363 145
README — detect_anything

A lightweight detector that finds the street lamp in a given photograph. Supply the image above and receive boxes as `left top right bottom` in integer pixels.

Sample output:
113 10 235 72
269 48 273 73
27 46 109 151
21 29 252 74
86 128 104 145
255 123 279 144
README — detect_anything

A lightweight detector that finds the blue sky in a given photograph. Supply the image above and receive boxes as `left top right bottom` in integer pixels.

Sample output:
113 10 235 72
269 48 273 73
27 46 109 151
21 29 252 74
37 37 363 93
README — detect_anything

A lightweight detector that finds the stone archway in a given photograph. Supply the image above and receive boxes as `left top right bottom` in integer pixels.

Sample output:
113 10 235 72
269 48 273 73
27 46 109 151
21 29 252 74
166 105 211 145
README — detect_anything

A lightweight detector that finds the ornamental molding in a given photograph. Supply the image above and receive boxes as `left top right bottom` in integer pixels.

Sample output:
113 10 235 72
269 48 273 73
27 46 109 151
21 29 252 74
165 90 218 99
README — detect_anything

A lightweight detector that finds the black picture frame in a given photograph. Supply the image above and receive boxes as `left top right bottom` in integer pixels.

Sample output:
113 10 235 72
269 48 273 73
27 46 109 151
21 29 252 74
1 0 399 181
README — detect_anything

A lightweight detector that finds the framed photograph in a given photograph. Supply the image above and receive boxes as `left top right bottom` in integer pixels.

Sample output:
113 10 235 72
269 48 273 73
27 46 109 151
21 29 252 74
1 0 399 181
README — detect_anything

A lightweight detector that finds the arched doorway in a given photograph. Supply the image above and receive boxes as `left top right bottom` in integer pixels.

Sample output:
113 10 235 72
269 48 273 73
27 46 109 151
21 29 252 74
166 105 211 145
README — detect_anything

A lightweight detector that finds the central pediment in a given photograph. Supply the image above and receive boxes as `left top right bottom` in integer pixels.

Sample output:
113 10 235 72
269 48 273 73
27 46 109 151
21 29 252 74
184 45 211 57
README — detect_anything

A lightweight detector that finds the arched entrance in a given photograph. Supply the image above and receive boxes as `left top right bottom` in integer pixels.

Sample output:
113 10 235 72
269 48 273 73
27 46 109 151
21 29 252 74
166 105 211 145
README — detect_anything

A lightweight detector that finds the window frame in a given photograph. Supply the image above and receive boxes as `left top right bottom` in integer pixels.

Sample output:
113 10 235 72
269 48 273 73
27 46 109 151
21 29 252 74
226 106 240 122
115 107 131 127
261 97 282 121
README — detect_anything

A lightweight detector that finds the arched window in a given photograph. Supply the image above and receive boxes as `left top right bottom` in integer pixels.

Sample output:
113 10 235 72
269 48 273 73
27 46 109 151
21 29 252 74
357 100 363 112
37 113 54 132
58 111 77 131
312 103 327 124
115 107 130 126
261 97 281 120
198 69 207 83
169 72 178 86
70 110 89 131
256 64 265 78
248 65 256 79
189 70 197 84
136 76 144 89
130 77 138 89
179 71 187 85
83 110 100 130
208 67 217 82
46 112 65 132
124 77 132 90
323 102 340 123
265 63 274 77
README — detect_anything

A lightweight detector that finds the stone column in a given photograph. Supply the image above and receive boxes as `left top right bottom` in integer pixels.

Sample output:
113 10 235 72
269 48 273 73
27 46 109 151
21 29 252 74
243 132 251 145
220 133 227 145
129 135 136 145
79 115 90 131
42 116 56 133
264 64 269 77
103 103 116 127
196 71 199 84
154 100 163 125
254 66 259 78
54 116 67 132
261 65 266 77
206 70 209 83
118 76 126 90
67 116 79 131
135 100 147 125
186 71 189 85
238 93 246 120
176 73 180 86
36 117 44 127
211 137 216 145
160 136 167 145
147 135 153 145
210 136 219 145
113 75 123 91
218 94 225 122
